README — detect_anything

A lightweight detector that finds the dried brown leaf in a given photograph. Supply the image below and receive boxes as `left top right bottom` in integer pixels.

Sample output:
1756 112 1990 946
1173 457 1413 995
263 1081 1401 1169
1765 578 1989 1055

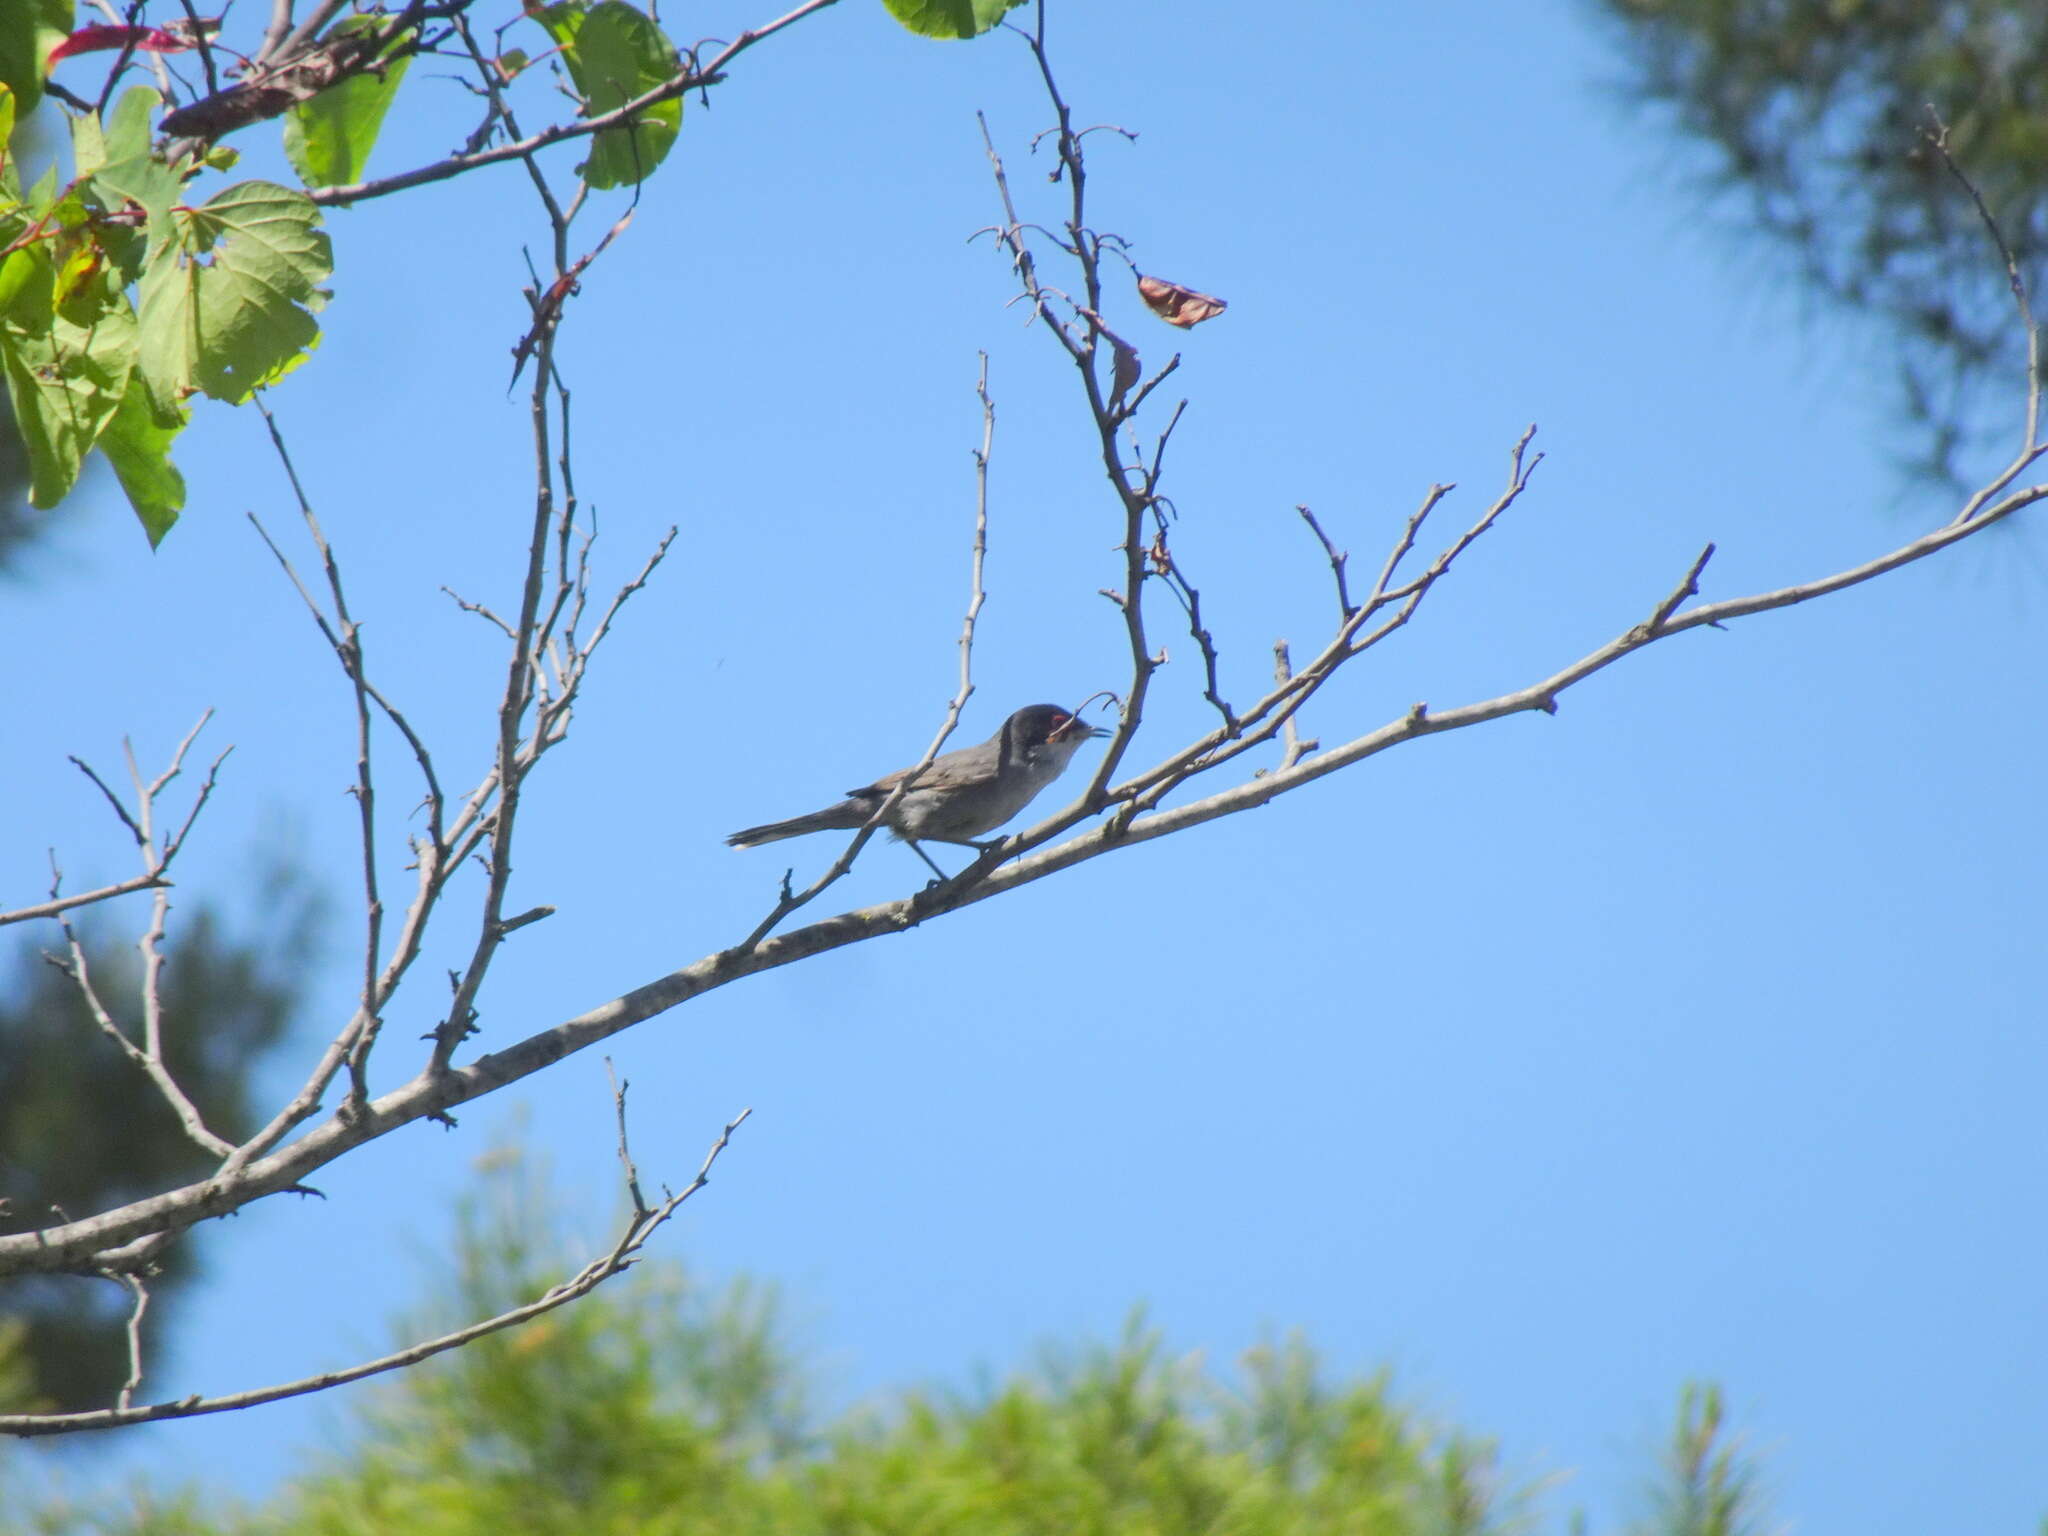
1137 273 1227 328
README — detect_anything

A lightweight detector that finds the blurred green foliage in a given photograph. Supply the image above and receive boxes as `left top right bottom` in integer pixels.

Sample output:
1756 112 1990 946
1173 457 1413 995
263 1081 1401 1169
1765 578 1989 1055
0 872 319 1414
1594 0 2048 478
3 1141 1774 1535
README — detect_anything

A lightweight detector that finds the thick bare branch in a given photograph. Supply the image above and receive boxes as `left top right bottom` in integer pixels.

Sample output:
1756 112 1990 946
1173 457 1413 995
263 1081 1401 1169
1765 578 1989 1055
1 875 166 929
8 461 2037 1291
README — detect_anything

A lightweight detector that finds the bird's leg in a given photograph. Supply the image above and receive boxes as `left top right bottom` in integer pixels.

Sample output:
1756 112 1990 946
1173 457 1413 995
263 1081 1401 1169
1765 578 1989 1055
904 839 953 884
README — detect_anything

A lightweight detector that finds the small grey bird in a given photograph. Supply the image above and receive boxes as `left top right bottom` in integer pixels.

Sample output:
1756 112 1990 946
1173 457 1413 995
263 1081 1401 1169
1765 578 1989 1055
727 704 1108 879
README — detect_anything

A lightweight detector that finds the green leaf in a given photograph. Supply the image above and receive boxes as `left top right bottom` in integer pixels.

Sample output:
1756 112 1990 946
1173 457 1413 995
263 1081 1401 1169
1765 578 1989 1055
97 372 185 545
542 1 682 190
70 88 158 179
282 16 412 189
0 247 44 319
25 159 58 216
136 179 331 405
103 85 158 163
0 0 70 115
69 102 105 177
0 255 137 507
88 153 180 278
879 0 1025 40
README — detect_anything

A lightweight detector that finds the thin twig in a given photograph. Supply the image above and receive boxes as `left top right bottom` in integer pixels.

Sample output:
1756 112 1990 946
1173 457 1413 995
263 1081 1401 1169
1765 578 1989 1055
111 1272 149 1411
252 398 388 1109
1271 642 1316 770
51 911 234 1159
738 358 999 945
1296 505 1355 617
68 756 146 845
606 1058 649 1217
1641 543 1717 636
1922 111 2047 523
176 0 223 95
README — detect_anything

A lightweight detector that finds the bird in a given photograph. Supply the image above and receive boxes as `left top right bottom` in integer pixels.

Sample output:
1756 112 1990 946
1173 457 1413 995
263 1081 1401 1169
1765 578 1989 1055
727 703 1109 880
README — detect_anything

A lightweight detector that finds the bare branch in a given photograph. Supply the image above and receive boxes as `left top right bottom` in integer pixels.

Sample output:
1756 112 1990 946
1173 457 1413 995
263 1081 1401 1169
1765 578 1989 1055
607 1058 649 1218
1641 543 1717 637
979 84 1163 806
428 175 578 1073
1 875 166 929
1296 504 1355 619
306 0 842 207
51 911 234 1160
260 0 297 63
442 585 517 638
1271 642 1317 771
252 399 391 1109
112 1272 150 1411
176 0 224 95
69 755 146 846
1 1109 750 1436
1921 111 2047 523
5 461 2033 1283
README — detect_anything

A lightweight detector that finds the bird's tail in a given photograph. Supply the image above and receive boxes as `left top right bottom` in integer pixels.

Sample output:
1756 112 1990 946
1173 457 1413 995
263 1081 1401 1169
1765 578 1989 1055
725 802 866 849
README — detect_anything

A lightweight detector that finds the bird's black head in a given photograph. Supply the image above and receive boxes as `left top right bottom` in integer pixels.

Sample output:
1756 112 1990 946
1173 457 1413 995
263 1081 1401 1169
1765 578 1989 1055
1004 704 1109 750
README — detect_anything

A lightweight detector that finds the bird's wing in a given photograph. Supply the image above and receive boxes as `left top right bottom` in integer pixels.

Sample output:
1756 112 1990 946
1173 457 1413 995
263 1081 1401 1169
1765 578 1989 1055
852 741 997 799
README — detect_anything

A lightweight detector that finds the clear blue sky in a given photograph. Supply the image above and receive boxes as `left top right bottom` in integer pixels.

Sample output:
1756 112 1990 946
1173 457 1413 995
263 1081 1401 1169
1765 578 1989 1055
4 2 2043 1530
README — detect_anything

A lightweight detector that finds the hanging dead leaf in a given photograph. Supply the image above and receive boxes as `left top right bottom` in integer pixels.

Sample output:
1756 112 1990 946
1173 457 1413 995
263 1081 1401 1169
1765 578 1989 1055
1109 332 1141 408
1137 273 1227 328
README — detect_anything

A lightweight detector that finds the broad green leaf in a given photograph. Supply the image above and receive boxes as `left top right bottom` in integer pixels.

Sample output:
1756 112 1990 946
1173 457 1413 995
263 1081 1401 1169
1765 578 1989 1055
0 247 46 320
282 16 412 189
88 153 180 281
137 180 331 405
0 84 16 166
0 0 70 115
104 85 158 162
880 0 1025 40
69 88 156 179
26 160 58 216
0 258 137 507
542 1 682 190
98 373 185 545
70 102 106 177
